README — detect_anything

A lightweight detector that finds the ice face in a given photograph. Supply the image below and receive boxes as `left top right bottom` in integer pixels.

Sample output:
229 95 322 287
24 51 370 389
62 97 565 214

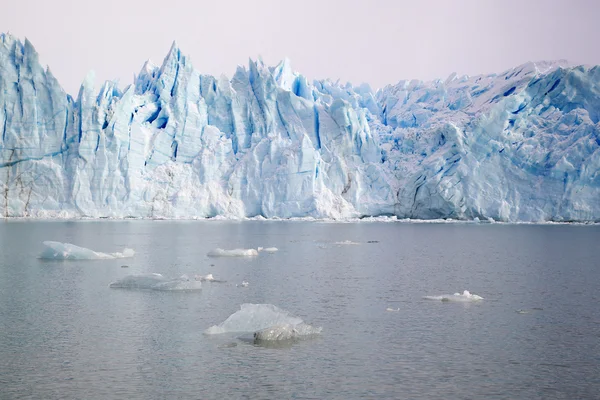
204 303 321 337
39 241 135 260
1 34 599 222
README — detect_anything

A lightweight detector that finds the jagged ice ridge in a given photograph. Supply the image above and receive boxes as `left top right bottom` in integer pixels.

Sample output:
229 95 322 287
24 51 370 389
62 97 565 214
1 34 599 221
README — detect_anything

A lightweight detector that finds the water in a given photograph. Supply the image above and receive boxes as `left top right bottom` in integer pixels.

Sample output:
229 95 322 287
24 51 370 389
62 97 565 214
1 220 599 399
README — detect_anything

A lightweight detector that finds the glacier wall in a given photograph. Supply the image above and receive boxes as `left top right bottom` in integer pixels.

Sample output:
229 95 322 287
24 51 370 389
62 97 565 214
1 34 598 221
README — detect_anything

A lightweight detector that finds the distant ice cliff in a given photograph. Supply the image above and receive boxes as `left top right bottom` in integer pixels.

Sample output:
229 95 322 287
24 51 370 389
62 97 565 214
1 34 598 221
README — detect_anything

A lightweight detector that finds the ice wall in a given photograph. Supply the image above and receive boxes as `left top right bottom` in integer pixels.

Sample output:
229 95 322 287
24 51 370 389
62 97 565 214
375 61 600 221
1 34 598 221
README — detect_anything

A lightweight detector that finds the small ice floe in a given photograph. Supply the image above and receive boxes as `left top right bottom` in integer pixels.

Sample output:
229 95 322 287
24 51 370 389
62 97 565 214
334 240 361 245
386 307 400 312
207 248 259 257
253 323 319 341
194 274 226 283
204 303 321 343
516 308 543 314
195 273 215 281
236 280 249 287
258 247 278 253
109 273 202 291
423 290 484 302
39 241 135 260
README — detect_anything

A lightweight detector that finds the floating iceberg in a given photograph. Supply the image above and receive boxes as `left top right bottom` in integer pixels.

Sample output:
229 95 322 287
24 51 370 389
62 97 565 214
109 273 166 289
258 247 279 253
207 248 259 257
39 241 135 260
195 273 215 281
334 240 361 245
423 290 484 302
253 323 321 341
153 275 203 291
204 304 322 341
109 273 202 291
194 273 225 283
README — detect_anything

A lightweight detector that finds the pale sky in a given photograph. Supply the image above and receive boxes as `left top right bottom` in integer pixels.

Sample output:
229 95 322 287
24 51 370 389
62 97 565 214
2 0 599 96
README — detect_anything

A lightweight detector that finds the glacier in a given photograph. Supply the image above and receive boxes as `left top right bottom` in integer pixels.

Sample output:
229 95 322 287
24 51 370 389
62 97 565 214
1 33 599 222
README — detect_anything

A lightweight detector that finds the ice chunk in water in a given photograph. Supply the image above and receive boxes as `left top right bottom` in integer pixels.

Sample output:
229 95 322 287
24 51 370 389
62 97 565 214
108 273 166 289
204 304 322 340
153 278 202 291
195 273 215 281
39 241 135 260
258 247 279 253
334 240 361 245
109 274 201 291
253 323 322 341
194 273 225 283
207 248 259 257
423 290 484 302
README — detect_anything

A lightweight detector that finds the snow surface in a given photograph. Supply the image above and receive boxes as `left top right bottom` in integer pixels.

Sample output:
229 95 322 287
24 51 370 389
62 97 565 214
204 303 322 339
39 241 134 260
109 273 202 291
1 34 599 222
423 290 484 302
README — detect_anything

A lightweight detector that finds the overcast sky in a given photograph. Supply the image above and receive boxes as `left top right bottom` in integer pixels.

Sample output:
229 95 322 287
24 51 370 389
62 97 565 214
2 0 599 96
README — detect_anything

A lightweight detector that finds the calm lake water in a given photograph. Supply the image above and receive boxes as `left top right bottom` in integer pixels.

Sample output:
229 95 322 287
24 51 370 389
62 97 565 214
0 220 599 399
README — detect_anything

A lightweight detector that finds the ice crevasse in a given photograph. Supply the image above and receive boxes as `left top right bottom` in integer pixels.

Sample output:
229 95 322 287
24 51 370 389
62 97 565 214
0 33 598 222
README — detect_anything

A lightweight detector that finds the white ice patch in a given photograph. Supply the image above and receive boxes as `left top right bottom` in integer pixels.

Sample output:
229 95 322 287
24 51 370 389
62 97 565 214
253 323 321 341
423 290 483 302
194 273 225 283
39 241 135 260
204 303 322 340
334 240 361 245
109 273 202 291
207 248 259 257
